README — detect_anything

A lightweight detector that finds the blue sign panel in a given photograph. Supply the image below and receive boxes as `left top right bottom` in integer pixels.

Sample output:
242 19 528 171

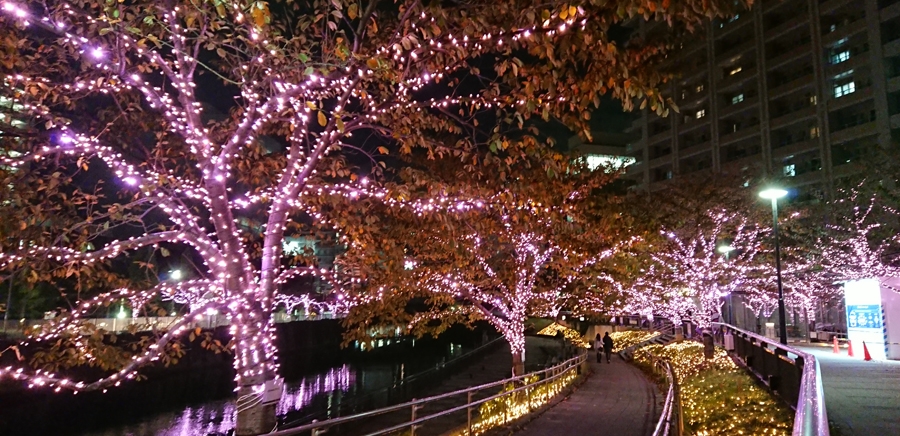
847 305 883 329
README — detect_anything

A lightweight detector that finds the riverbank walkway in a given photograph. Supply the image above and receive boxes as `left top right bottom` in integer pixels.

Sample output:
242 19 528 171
511 355 661 436
796 344 900 436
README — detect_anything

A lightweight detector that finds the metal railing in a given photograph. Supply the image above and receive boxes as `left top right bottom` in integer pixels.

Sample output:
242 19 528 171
711 322 829 436
278 337 505 428
650 358 682 436
269 351 589 436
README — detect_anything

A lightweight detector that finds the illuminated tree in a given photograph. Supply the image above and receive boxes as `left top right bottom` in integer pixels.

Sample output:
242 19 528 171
820 186 900 285
649 209 767 328
621 172 771 328
0 0 745 432
334 155 634 376
622 266 695 327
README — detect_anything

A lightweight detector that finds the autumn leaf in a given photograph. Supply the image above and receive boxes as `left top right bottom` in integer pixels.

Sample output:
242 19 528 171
318 111 327 126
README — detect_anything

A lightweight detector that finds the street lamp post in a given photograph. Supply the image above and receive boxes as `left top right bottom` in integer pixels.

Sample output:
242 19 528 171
717 244 735 325
759 188 789 345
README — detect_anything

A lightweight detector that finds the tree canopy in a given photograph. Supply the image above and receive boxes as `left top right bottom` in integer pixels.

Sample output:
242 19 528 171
0 0 749 432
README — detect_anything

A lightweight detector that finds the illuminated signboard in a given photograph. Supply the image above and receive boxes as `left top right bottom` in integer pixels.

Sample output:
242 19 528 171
843 278 886 360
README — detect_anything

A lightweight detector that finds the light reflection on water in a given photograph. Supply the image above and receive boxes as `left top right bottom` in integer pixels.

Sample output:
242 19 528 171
277 365 354 416
84 365 355 436
166 404 236 436
83 401 237 436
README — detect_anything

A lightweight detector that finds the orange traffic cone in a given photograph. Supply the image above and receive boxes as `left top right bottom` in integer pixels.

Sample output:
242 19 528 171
833 336 840 354
848 340 855 357
863 342 873 361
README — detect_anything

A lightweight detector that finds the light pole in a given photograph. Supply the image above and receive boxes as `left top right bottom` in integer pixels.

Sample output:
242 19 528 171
717 244 735 325
759 187 789 345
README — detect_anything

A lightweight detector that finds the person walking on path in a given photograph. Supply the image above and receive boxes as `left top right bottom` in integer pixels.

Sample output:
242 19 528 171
602 332 614 363
594 333 603 363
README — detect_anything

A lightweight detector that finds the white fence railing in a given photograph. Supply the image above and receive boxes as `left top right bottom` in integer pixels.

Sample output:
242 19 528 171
650 357 682 436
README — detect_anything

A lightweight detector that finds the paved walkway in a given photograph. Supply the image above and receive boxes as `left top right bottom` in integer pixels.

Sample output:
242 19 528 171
797 345 900 436
513 355 661 436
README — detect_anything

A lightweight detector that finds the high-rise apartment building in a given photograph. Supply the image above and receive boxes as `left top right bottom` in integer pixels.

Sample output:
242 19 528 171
622 0 900 200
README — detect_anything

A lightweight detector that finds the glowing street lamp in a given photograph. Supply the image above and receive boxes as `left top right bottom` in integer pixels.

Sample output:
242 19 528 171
170 269 183 281
759 187 789 345
717 244 735 259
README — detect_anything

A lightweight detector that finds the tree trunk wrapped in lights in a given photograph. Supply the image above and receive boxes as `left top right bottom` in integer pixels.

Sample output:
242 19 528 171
0 0 747 433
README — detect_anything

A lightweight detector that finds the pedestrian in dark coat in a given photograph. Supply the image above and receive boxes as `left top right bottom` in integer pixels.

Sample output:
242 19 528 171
602 332 614 363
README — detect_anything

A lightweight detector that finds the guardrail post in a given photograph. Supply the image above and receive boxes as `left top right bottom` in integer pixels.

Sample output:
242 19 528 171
467 391 473 435
411 401 421 436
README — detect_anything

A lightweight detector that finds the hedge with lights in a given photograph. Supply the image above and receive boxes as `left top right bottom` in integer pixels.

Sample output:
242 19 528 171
634 342 792 435
537 323 590 349
608 330 659 353
453 369 579 436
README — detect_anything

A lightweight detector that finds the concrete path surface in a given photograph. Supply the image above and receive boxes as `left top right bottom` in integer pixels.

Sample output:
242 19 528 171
512 355 661 436
797 345 900 436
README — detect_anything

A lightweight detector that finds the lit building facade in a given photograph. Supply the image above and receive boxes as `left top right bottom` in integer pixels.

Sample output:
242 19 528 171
623 0 900 200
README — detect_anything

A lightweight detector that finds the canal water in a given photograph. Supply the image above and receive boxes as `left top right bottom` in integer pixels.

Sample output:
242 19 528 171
0 325 490 436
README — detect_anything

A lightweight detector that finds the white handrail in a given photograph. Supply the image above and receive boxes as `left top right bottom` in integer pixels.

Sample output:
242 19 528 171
651 358 680 436
711 322 829 436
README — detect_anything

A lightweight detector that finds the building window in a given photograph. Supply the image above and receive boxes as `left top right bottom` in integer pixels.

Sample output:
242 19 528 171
783 164 796 177
810 126 819 138
729 66 743 76
834 81 856 98
831 50 850 65
809 95 817 105
731 93 744 105
696 109 706 119
696 84 705 93
834 70 854 80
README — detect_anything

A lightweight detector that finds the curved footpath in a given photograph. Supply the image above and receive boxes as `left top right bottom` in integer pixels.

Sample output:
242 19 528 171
512 356 661 436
